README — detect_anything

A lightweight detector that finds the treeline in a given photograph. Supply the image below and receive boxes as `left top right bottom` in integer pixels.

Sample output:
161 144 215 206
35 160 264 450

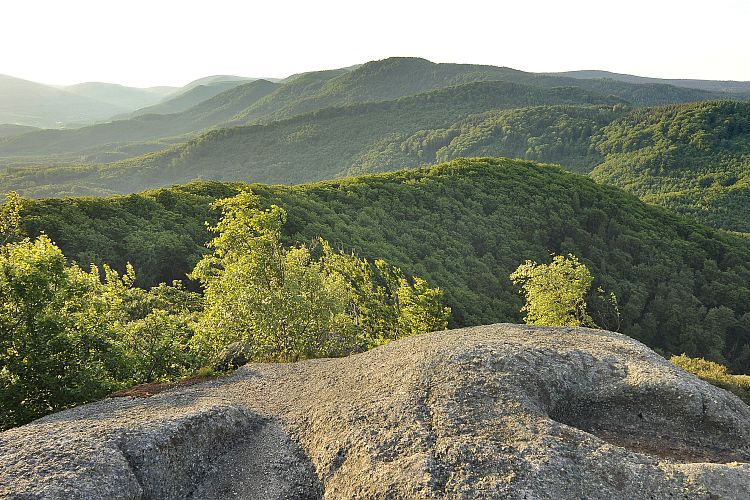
20 158 750 373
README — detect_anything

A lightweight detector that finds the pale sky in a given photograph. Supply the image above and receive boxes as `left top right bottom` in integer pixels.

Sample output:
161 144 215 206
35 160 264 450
1 0 748 88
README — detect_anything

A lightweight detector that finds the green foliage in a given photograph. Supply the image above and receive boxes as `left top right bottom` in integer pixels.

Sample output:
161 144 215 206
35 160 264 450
0 219 206 429
670 354 750 404
1 191 23 244
320 242 450 346
349 105 626 176
591 101 750 232
20 183 239 287
119 280 204 383
510 254 595 327
122 309 200 384
191 191 449 360
0 235 129 429
20 158 750 372
0 81 621 197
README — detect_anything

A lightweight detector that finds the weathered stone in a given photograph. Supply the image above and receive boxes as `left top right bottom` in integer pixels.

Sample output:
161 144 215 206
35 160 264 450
1 324 749 498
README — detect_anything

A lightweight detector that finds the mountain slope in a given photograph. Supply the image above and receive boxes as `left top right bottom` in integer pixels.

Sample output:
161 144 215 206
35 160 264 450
0 80 280 159
0 124 39 139
556 70 750 94
0 81 621 195
230 68 353 123
346 104 627 175
121 77 255 118
0 58 739 162
63 82 174 111
0 74 126 127
22 158 750 370
234 57 733 124
590 101 750 232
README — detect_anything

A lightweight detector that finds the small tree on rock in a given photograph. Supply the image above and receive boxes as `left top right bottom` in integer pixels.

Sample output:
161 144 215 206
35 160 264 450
510 254 595 327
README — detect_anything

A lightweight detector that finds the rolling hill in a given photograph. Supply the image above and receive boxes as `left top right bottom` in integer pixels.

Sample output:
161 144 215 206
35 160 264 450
590 101 750 232
0 79 281 159
0 124 39 139
0 57 739 163
234 57 735 125
0 81 621 196
119 76 256 118
21 158 750 371
63 82 174 111
0 74 127 127
2 58 750 236
556 70 750 94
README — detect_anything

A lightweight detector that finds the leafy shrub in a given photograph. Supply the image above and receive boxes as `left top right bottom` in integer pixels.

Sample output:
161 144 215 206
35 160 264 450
670 354 750 404
191 190 450 360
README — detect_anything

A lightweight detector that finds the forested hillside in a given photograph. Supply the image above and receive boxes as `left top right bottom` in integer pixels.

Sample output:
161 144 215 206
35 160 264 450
2 58 749 235
238 57 733 123
118 76 254 118
0 57 736 163
556 70 750 94
22 158 750 372
0 81 620 196
347 104 627 175
591 101 750 232
0 79 280 158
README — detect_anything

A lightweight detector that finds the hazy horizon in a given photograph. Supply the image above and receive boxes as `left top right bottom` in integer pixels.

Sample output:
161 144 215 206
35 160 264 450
2 0 749 88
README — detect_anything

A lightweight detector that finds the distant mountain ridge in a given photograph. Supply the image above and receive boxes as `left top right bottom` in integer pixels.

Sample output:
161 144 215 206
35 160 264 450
62 82 174 112
0 74 129 127
0 74 275 128
0 79 281 158
0 57 737 163
555 70 750 94
0 79 621 195
1 57 749 234
119 75 267 119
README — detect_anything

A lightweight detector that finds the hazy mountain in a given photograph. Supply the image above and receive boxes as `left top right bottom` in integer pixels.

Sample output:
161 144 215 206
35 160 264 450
0 79 280 158
0 74 127 127
233 58 730 125
121 77 258 118
0 124 39 139
0 81 621 195
555 70 750 94
63 82 175 111
4 56 735 164
2 57 750 235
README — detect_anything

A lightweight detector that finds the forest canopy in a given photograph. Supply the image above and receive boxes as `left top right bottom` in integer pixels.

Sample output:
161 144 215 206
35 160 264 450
0 188 448 430
17 158 750 374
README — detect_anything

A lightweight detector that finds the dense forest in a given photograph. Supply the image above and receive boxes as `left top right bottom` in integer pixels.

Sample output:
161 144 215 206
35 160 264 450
20 158 750 373
0 81 620 196
2 186 447 429
1 58 748 237
591 101 750 232
3 59 750 428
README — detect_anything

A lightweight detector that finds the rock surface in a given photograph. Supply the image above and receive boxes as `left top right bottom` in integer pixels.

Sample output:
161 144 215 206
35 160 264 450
1 323 750 499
